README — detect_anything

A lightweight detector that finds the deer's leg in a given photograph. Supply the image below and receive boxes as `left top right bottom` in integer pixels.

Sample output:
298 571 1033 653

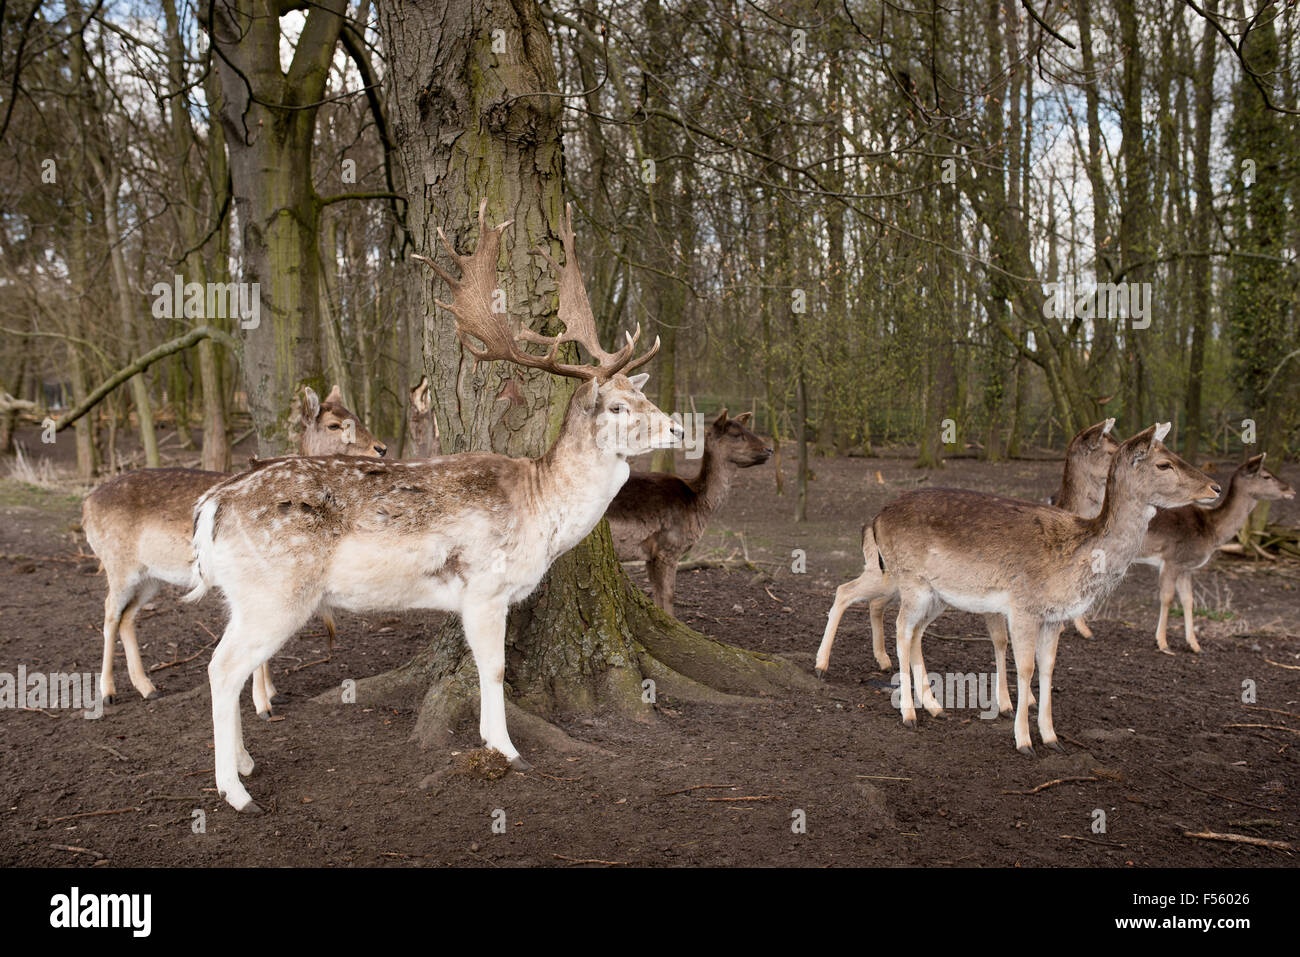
1072 616 1093 639
99 582 128 704
815 570 889 676
910 608 944 718
986 614 1013 716
209 607 308 813
894 593 931 728
1155 563 1177 655
646 554 677 617
1035 621 1064 751
1007 616 1039 756
252 664 274 719
117 582 160 700
321 609 337 653
462 598 526 770
869 596 892 671
1176 572 1200 653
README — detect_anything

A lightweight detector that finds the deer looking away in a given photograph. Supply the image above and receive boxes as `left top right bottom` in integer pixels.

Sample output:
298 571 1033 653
185 201 681 812
1133 453 1293 654
82 386 385 716
606 408 771 615
871 423 1218 755
815 418 1119 717
405 375 441 459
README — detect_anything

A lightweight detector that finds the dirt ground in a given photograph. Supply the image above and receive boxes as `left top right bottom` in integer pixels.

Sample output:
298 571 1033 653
1 432 1297 867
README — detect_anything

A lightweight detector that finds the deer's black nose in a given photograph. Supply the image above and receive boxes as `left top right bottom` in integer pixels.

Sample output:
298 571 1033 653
1210 482 1221 495
375 444 388 457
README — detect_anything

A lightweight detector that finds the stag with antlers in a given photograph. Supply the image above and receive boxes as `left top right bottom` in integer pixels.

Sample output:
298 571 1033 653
185 201 681 812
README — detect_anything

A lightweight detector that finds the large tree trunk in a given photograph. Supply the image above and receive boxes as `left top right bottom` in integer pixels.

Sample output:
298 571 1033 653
359 0 814 754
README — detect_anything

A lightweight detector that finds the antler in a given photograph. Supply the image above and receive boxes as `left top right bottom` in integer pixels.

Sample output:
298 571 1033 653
533 203 660 379
415 200 659 382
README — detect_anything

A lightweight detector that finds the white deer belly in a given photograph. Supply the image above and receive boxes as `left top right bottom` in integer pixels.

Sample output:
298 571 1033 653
325 536 467 612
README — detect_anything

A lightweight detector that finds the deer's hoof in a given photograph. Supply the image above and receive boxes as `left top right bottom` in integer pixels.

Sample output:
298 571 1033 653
238 801 264 815
1017 744 1036 758
814 668 827 681
144 689 163 700
1159 647 1175 657
902 716 917 730
509 755 532 772
1045 739 1066 753
103 694 116 706
1188 645 1201 655
257 710 272 721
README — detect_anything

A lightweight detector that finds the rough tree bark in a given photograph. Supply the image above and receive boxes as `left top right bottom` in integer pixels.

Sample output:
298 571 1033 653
354 0 815 757
204 0 348 454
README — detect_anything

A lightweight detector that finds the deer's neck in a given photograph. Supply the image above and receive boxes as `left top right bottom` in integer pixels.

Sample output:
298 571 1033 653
1085 467 1158 572
688 445 736 514
533 413 628 558
1204 472 1257 546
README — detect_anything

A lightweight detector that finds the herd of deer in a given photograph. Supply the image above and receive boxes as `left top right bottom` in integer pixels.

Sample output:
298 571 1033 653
78 202 1293 812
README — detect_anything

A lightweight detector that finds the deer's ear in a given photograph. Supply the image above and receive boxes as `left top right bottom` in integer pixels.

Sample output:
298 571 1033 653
713 408 729 429
1128 424 1158 462
734 411 753 426
1102 418 1115 435
576 379 599 414
628 373 650 392
302 387 321 423
1246 452 1266 473
325 384 343 405
1153 421 1171 444
410 376 431 413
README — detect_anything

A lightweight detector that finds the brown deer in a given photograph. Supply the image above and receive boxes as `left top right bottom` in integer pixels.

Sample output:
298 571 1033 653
82 385 385 715
1133 453 1294 654
606 408 771 615
405 375 441 459
815 418 1119 716
184 201 681 812
872 423 1218 754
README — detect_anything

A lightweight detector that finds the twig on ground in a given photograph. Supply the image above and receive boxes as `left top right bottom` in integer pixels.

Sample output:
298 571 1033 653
1002 776 1097 795
149 637 216 673
553 854 627 866
1059 834 1127 848
1183 831 1291 850
659 784 736 797
48 843 105 859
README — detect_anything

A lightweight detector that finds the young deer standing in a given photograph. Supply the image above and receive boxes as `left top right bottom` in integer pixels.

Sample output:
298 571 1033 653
82 385 385 715
1134 453 1293 654
815 418 1119 716
185 202 681 812
872 423 1218 754
606 408 771 615
405 375 441 459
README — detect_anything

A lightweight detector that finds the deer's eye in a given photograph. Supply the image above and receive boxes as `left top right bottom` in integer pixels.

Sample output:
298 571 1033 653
608 403 626 414
328 423 342 430
1156 462 1172 471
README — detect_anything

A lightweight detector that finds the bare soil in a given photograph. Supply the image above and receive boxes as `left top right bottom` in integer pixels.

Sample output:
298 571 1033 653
1 439 1297 867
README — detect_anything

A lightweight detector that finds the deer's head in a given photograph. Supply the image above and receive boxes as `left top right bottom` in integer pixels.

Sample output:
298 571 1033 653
1116 422 1220 508
1234 453 1295 502
708 409 772 467
293 385 387 458
417 200 682 460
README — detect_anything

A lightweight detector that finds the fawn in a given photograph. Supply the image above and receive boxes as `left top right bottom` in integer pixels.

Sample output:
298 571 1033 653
606 408 771 615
